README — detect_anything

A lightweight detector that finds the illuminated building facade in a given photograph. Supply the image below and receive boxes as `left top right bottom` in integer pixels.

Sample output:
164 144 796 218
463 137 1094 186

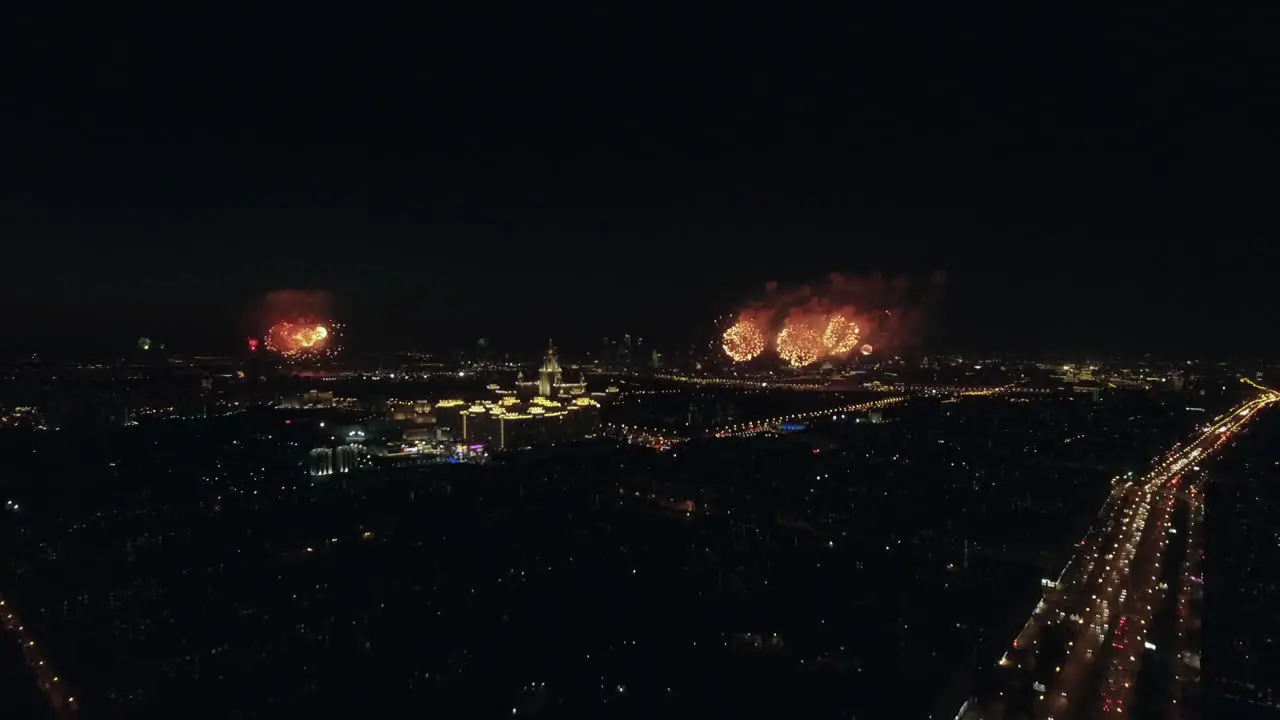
432 399 467 439
336 444 366 473
283 389 334 409
422 343 609 451
388 399 434 423
516 341 588 398
309 448 333 477
538 341 561 397
458 395 602 450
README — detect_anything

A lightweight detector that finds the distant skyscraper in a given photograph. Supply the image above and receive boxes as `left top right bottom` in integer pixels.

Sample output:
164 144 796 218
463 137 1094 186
620 334 633 367
538 340 563 397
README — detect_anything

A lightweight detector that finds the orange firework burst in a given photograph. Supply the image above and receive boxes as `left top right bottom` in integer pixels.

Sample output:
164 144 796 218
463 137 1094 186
722 319 766 362
822 315 861 355
860 343 874 356
265 321 332 358
776 323 823 368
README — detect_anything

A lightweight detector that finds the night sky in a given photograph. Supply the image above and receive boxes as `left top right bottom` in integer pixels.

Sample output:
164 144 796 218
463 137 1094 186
4 7 1277 358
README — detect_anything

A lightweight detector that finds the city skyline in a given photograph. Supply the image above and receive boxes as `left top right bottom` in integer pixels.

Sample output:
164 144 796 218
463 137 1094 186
4 6 1279 717
3 339 1274 717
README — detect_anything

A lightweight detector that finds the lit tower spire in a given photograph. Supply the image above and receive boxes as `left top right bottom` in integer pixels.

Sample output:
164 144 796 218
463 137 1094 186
538 340 563 397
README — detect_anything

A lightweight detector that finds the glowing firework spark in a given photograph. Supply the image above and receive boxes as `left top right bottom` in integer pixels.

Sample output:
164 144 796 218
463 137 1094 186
776 323 823 368
265 321 333 358
713 272 933 366
822 315 861 355
722 319 766 362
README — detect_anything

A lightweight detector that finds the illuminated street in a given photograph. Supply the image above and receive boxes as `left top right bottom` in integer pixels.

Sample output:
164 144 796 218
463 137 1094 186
1 592 77 718
606 382 1047 449
960 387 1278 719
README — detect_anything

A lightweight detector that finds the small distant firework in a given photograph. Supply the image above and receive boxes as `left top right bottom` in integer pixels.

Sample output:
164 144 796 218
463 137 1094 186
265 321 335 359
776 322 823 368
860 344 874 356
137 337 152 351
822 315 861 355
722 319 766 362
247 337 260 352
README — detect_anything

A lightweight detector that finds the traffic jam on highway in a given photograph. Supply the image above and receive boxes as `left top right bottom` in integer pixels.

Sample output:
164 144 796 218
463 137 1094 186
962 385 1278 720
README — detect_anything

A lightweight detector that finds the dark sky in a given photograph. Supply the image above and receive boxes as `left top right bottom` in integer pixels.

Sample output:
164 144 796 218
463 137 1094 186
4 7 1278 358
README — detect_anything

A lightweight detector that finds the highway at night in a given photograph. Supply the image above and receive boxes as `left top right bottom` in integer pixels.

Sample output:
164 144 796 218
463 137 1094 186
958 385 1278 719
1 591 78 718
